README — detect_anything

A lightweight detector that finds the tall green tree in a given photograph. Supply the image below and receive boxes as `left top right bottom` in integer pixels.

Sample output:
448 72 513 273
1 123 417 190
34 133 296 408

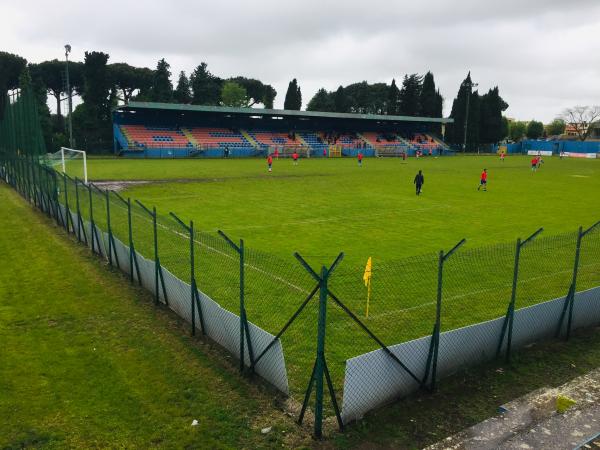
387 79 400 115
333 86 349 113
150 58 173 102
398 74 422 116
262 86 276 109
420 72 441 117
509 121 527 141
228 77 276 108
284 78 302 110
446 72 480 149
18 66 51 153
479 87 509 143
173 71 192 104
73 51 113 151
190 62 221 106
546 118 566 136
30 59 65 117
220 81 247 107
306 88 335 112
526 120 544 139
0 51 27 119
110 63 152 103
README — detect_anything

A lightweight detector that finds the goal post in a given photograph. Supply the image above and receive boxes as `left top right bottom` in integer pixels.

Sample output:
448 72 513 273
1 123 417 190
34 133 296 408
44 147 88 183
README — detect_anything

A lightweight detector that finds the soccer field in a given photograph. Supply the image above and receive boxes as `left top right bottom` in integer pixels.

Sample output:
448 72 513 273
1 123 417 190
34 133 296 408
67 154 600 398
84 155 600 263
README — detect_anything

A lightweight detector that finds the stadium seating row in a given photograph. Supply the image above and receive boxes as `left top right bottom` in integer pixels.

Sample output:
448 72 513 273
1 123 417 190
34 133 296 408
119 125 448 153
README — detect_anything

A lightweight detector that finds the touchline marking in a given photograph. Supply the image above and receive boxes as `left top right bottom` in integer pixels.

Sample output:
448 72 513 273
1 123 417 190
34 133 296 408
110 200 310 294
365 264 600 321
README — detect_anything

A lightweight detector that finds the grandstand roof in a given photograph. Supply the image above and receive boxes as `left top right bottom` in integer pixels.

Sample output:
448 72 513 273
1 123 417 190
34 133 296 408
118 101 453 124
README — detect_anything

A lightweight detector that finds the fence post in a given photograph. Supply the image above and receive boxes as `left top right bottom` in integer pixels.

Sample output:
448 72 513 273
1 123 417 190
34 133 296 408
497 228 543 361
74 177 81 241
295 253 345 438
135 200 168 306
422 238 466 392
112 192 141 284
88 183 101 254
313 265 328 438
557 221 600 340
170 213 204 335
62 173 71 233
105 189 115 267
218 231 255 374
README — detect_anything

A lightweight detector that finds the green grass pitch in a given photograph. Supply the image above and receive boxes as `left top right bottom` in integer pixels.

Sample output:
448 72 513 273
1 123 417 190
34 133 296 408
64 155 600 397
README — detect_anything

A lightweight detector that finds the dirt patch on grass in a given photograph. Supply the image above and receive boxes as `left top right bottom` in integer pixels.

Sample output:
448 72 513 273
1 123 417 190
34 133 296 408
92 173 332 191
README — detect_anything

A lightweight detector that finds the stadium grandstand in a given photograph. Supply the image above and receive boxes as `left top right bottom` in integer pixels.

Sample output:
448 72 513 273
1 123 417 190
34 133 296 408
113 102 453 158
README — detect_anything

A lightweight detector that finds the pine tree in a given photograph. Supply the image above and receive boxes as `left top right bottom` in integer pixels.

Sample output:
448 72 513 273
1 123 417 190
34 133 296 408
306 88 334 112
190 62 221 106
398 74 423 116
173 71 192 104
387 79 400 115
150 58 173 102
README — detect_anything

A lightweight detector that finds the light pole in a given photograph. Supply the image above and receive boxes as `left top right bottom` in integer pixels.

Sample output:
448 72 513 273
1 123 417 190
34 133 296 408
65 44 74 148
462 80 478 152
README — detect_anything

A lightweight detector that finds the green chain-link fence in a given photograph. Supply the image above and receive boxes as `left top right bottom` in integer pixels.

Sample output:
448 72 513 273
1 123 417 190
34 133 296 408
2 89 600 438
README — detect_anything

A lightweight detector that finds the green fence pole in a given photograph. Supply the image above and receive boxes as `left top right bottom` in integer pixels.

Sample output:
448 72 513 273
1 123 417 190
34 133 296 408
314 265 329 439
218 230 255 373
190 220 196 335
153 207 160 304
88 184 97 253
557 221 600 340
75 177 81 241
497 228 543 361
63 174 71 233
106 190 114 266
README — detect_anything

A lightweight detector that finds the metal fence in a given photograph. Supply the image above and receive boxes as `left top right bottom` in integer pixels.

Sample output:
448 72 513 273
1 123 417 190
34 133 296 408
2 90 600 438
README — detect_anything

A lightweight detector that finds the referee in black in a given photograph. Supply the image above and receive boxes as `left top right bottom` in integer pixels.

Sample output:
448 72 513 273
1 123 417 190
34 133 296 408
414 170 424 195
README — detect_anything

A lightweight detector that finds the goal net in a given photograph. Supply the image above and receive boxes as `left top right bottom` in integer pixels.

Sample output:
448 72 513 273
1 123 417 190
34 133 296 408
43 147 88 183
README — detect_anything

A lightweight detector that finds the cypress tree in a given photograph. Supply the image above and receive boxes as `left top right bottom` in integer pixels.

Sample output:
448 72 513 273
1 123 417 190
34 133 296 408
284 78 302 110
387 79 400 115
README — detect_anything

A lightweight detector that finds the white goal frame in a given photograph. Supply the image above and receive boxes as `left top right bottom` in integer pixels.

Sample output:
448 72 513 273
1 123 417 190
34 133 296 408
60 147 88 184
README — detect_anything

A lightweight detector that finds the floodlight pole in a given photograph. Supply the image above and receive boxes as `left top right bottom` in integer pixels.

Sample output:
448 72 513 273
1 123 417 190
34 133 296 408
65 45 74 148
463 80 478 152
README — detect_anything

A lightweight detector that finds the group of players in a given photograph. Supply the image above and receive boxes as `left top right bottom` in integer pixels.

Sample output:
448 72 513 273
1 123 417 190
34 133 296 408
266 150 545 194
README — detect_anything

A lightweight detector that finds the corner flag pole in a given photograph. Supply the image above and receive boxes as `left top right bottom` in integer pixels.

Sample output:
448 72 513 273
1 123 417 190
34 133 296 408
364 256 372 318
366 277 372 318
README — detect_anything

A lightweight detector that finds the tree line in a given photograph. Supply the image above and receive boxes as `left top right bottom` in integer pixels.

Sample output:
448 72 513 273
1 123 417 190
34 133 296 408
4 49 592 154
0 51 278 152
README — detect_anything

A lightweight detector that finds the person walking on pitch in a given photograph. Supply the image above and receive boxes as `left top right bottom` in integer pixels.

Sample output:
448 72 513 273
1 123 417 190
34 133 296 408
414 170 424 195
478 168 488 191
267 155 273 172
292 151 299 165
357 152 363 167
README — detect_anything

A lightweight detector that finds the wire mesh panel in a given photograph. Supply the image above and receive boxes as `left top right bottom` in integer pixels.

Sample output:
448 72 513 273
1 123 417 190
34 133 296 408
243 247 319 399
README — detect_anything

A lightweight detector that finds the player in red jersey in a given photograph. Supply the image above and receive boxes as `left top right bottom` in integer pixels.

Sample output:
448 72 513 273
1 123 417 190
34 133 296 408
292 151 299 165
357 152 363 167
267 155 273 172
531 157 538 172
500 151 505 162
477 168 488 191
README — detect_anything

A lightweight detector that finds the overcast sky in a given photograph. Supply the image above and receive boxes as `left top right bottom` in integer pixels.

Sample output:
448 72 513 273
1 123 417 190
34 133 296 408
2 0 599 122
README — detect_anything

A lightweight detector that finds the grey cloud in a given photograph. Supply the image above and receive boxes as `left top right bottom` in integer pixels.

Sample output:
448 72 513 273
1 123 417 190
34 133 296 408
2 0 599 121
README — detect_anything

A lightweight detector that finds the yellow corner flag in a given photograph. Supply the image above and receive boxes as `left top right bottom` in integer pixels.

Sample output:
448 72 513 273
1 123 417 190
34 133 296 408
364 257 372 317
